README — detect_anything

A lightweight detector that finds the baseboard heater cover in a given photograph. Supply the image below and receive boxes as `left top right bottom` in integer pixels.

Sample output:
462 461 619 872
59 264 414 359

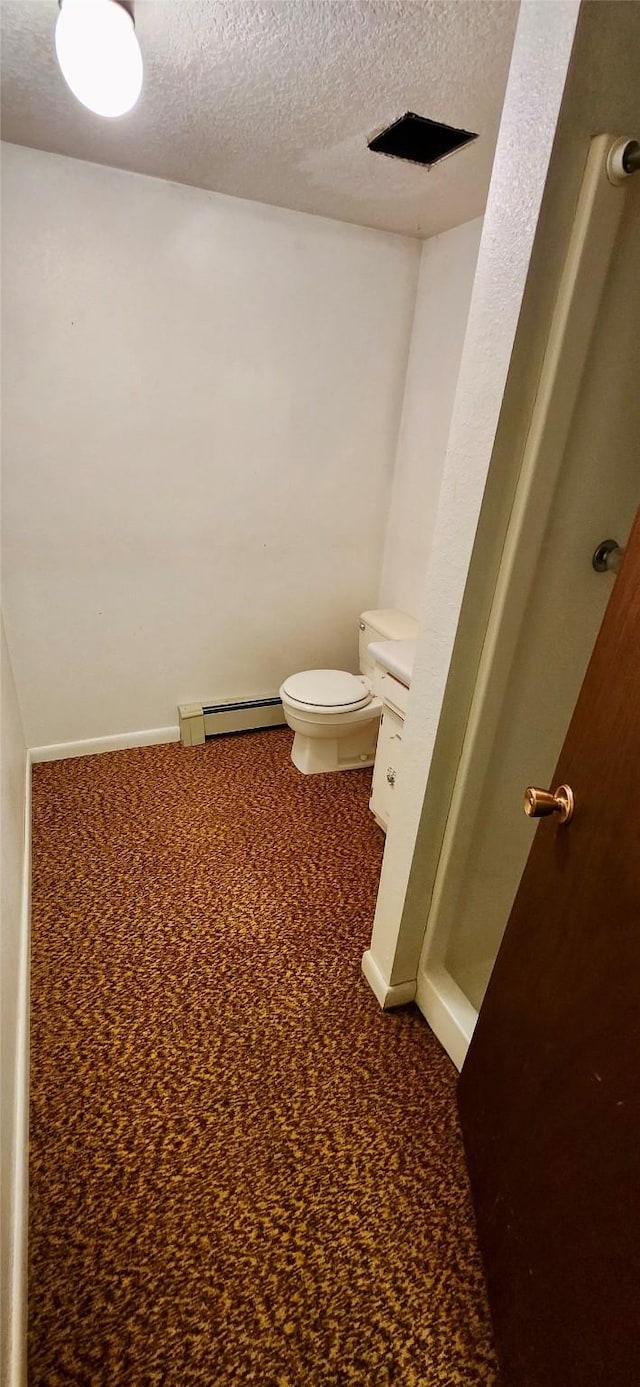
178 696 285 746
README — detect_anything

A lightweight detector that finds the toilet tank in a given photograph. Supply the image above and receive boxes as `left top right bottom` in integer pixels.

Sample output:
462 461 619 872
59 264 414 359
358 609 419 679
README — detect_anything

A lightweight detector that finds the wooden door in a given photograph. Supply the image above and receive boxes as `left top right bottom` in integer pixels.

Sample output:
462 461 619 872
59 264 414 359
457 507 640 1386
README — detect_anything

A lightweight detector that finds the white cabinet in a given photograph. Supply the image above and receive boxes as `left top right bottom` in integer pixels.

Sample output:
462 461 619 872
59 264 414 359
370 703 405 830
368 649 416 831
366 665 410 826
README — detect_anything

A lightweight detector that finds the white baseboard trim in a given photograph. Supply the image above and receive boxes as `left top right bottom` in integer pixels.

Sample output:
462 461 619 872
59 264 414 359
361 949 416 1009
8 749 32 1387
415 966 478 1073
30 726 180 764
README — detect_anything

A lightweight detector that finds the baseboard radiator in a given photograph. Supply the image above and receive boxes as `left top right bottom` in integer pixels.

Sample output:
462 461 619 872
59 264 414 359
178 696 286 747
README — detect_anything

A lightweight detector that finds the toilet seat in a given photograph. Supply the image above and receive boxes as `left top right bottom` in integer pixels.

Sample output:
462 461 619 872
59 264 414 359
280 669 372 715
280 607 418 776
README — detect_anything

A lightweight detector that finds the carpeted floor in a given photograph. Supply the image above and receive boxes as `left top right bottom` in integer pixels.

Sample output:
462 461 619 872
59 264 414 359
29 728 497 1385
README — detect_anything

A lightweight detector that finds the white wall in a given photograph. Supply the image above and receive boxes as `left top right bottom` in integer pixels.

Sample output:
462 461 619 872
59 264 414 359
1 615 28 1385
364 0 585 1001
379 218 482 617
1 145 419 748
365 0 640 1003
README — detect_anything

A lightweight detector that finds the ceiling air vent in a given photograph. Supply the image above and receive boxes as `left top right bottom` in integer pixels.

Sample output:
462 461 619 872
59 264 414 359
368 111 477 169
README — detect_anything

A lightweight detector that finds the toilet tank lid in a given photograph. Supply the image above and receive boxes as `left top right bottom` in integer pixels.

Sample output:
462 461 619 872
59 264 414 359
360 609 419 641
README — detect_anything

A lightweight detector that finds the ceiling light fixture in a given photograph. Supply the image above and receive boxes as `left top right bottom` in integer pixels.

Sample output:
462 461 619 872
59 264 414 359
55 0 143 119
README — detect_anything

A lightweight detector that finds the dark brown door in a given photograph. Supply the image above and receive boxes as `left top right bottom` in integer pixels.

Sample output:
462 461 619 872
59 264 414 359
458 507 640 1386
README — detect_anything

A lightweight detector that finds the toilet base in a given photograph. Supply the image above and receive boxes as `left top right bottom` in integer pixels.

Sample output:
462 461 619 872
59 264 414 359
290 722 379 775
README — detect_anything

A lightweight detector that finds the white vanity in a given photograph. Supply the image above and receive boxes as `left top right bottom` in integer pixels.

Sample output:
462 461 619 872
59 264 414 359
368 637 417 831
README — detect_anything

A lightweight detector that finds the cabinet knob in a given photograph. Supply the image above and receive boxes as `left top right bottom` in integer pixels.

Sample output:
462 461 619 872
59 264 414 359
386 767 396 786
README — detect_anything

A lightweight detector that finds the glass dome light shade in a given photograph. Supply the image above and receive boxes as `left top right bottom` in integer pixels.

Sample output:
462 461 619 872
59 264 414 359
55 0 143 119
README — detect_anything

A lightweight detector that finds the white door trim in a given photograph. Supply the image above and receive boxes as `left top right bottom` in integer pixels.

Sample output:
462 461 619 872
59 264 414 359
417 134 634 1066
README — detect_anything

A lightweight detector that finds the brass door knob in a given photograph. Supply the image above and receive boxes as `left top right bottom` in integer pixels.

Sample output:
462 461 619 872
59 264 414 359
524 784 575 823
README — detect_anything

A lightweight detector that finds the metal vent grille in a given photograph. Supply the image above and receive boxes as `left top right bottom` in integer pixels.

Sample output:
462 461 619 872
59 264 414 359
368 111 477 168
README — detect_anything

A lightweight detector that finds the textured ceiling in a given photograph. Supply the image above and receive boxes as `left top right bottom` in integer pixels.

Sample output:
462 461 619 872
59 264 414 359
0 0 519 238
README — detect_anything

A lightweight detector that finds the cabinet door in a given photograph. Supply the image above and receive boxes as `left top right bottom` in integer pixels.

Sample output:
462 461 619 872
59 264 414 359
370 706 404 830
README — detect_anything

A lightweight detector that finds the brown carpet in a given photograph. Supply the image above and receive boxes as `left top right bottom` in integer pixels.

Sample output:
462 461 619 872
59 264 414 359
29 728 497 1385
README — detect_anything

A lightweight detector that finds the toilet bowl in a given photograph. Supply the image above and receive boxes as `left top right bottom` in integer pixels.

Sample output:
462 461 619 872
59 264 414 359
280 609 418 775
280 668 383 774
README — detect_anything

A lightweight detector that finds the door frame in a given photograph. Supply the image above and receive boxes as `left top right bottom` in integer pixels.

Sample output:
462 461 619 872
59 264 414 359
415 134 637 1069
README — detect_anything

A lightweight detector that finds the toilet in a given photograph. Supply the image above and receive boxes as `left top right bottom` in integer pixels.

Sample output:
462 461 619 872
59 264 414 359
279 608 418 775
